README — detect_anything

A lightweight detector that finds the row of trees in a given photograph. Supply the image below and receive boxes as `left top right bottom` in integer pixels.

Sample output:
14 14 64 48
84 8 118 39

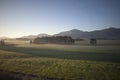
33 37 97 45
0 38 97 46
33 36 75 44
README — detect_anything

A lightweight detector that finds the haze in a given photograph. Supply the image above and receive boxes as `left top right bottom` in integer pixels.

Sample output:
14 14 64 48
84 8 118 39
0 0 120 38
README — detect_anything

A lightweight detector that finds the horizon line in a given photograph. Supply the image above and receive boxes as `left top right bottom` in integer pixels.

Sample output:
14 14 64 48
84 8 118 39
0 27 119 38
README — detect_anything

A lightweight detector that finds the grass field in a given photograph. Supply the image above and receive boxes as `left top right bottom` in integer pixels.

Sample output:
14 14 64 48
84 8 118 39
0 39 120 80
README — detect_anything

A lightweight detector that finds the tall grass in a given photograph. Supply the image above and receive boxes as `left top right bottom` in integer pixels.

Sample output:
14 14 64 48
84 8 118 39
0 53 120 80
0 39 120 80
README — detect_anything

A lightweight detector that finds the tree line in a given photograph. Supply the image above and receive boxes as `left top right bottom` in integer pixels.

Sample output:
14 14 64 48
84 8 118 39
33 36 75 44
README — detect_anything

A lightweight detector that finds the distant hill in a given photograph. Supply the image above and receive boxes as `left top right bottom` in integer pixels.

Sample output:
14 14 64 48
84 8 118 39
19 27 120 40
37 34 51 38
22 35 36 39
21 34 51 39
54 27 120 39
0 36 10 40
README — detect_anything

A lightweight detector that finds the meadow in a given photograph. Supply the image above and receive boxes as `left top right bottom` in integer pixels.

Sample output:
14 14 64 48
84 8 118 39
0 39 120 80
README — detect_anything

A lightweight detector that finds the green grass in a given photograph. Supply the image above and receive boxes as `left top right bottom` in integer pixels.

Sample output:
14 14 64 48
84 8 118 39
0 50 32 59
0 50 120 80
0 43 120 62
0 52 120 80
75 40 120 46
0 39 120 80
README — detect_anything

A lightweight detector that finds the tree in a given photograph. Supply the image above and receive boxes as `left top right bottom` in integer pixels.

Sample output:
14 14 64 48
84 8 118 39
90 39 97 45
0 40 5 46
30 40 33 44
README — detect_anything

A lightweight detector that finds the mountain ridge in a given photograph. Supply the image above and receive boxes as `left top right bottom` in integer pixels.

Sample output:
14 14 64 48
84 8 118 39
15 27 120 40
22 33 51 39
54 27 120 39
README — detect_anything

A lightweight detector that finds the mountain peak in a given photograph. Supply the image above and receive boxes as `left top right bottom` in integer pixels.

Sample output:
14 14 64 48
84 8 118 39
55 27 120 39
70 29 82 32
19 27 120 40
105 27 119 30
37 33 51 37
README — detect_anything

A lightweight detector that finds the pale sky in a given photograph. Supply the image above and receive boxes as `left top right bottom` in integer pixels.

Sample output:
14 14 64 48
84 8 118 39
0 0 120 38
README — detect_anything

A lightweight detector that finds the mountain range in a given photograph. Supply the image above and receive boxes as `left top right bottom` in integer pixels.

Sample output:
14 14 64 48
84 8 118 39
22 34 51 39
54 27 120 39
16 27 120 40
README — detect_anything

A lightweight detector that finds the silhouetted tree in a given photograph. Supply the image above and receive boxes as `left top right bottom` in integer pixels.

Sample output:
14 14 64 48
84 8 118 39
0 40 5 46
90 39 97 45
30 40 32 44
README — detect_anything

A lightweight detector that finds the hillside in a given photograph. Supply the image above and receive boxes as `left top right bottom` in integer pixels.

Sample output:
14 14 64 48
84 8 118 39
21 34 51 39
18 27 120 40
54 27 120 39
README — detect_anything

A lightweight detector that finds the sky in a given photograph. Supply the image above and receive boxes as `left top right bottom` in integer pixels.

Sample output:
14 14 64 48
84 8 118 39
0 0 120 38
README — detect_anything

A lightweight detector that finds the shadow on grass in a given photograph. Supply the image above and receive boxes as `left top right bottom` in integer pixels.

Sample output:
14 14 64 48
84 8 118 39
0 45 120 63
0 70 64 80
